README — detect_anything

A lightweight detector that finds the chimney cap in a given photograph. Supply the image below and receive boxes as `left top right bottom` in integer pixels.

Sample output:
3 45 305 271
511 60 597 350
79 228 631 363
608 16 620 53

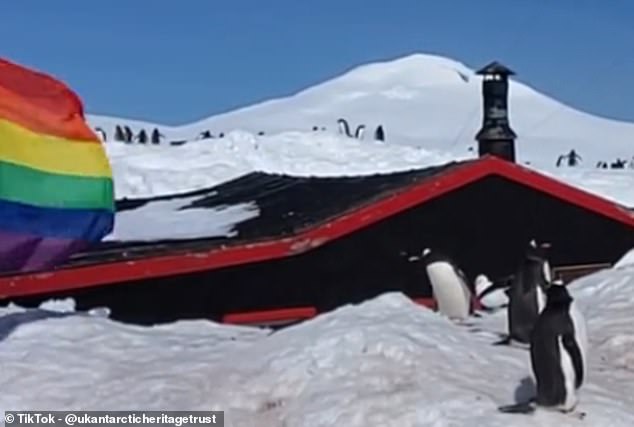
476 61 516 76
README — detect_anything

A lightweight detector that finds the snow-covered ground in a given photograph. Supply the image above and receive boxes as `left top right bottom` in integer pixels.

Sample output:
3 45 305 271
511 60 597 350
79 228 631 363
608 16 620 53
1 253 634 426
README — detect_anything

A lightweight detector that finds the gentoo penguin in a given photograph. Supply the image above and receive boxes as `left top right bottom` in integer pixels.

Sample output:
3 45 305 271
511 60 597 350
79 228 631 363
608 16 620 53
498 280 587 416
420 248 474 320
150 128 165 144
124 125 134 143
114 125 125 141
498 240 552 345
475 274 510 311
354 124 366 140
374 125 385 141
94 127 107 141
531 280 587 413
337 118 351 137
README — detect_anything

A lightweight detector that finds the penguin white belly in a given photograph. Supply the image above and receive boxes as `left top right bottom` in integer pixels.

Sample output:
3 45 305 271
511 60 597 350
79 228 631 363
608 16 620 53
536 284 547 314
569 301 588 368
426 263 471 319
558 336 579 411
543 260 552 283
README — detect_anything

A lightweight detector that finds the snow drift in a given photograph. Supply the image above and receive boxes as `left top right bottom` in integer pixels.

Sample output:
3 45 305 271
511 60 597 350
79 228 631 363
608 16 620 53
1 258 634 426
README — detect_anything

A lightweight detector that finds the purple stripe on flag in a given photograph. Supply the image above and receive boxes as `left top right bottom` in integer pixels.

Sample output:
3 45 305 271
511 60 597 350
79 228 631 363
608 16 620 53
0 229 87 274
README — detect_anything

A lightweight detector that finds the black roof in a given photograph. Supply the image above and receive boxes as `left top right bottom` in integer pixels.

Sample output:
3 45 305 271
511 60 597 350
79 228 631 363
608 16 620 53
476 61 516 76
65 160 470 266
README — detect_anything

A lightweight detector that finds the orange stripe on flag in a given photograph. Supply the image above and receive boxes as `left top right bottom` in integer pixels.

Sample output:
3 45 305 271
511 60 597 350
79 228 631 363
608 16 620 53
0 58 99 142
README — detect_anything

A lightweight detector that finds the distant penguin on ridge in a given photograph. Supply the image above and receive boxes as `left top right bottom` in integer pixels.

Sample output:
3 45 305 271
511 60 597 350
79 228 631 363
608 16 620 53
114 125 125 142
497 239 552 346
354 124 366 140
420 248 474 320
374 125 385 142
124 126 133 143
150 128 165 144
136 129 148 144
499 280 587 417
94 127 107 141
337 118 352 137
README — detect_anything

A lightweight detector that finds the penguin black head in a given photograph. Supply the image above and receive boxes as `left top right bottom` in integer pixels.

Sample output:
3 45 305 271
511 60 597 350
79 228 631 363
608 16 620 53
545 281 573 306
526 239 550 260
420 247 452 265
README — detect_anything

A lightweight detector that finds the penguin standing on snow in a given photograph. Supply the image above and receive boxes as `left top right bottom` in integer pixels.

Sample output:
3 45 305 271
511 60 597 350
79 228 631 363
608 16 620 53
337 118 352 137
497 240 552 346
94 127 107 141
531 280 587 413
420 248 474 320
354 124 366 140
374 125 385 142
499 280 587 417
114 125 125 142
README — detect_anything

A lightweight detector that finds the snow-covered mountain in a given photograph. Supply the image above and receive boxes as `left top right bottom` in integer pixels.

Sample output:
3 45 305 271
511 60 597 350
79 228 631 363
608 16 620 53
88 53 634 167
87 52 634 208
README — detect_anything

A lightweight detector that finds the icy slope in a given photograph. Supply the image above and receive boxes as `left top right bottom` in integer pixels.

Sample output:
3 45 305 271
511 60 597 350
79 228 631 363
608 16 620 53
1 260 634 426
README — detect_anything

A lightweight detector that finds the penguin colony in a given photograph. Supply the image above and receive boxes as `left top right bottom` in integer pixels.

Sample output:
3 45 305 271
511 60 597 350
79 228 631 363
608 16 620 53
93 118 386 146
418 241 587 417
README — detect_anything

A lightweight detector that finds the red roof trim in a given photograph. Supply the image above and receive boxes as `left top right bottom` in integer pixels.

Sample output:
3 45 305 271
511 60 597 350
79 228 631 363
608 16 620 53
221 297 441 326
222 306 318 325
222 297 439 326
1 156 632 298
486 158 634 227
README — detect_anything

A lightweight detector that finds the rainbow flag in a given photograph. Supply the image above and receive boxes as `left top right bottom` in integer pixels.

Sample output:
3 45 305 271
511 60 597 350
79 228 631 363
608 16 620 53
0 58 114 273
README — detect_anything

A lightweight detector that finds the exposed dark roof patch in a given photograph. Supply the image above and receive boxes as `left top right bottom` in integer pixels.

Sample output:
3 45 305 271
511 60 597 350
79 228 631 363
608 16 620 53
67 160 470 265
182 160 467 238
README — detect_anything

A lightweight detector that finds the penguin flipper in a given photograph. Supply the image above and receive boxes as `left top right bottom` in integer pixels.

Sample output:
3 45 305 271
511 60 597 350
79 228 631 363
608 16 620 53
562 332 584 388
453 266 473 294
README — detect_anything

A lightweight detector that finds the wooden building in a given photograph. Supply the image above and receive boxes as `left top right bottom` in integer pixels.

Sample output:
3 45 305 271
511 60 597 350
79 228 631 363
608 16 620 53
1 62 633 326
1 155 633 325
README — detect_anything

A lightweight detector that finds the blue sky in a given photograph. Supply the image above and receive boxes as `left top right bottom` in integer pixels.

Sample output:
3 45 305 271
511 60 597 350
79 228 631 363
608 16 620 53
1 0 633 125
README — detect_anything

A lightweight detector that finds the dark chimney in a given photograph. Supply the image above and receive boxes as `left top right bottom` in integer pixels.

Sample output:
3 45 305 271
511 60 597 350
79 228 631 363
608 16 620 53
475 61 517 162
